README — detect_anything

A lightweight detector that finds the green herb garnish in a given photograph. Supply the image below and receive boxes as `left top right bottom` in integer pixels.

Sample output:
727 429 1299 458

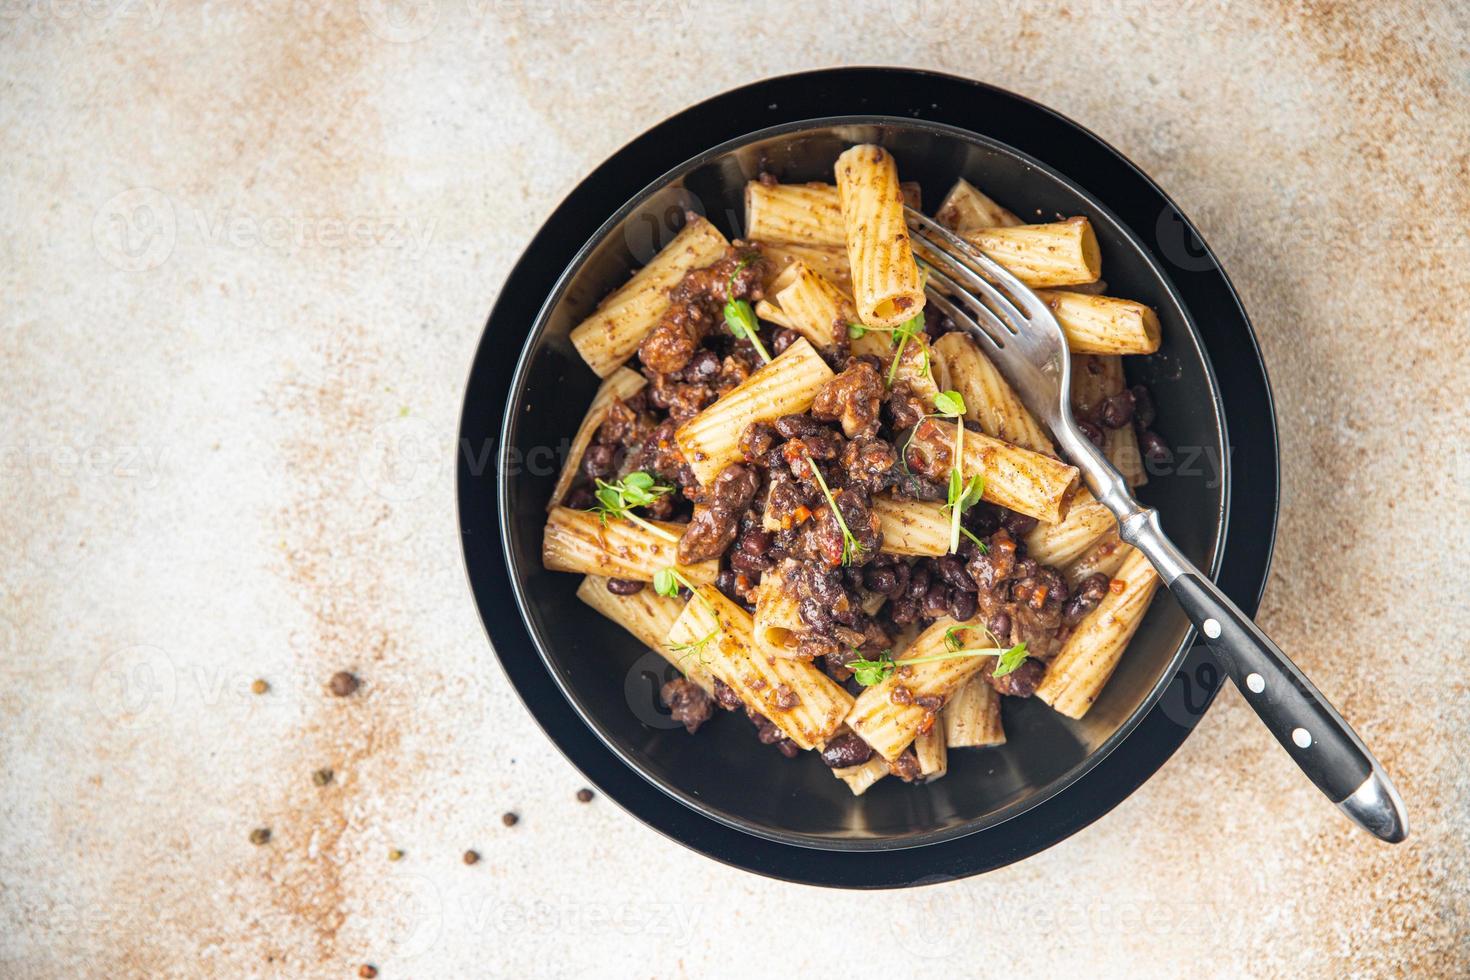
660 569 721 665
885 312 926 386
934 391 984 554
848 632 1030 687
850 649 896 686
804 452 863 565
589 471 676 541
993 641 1031 678
723 256 772 364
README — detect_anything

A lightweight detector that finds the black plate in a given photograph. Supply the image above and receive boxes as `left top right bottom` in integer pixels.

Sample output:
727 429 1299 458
459 69 1278 885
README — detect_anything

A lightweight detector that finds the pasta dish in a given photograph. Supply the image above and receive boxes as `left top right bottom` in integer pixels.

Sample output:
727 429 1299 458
541 145 1168 793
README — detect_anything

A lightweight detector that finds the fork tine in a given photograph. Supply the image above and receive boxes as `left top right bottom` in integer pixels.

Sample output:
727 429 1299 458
909 233 1031 339
924 288 1008 356
905 206 1049 322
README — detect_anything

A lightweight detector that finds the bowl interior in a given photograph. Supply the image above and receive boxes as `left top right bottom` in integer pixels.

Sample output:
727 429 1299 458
500 119 1225 849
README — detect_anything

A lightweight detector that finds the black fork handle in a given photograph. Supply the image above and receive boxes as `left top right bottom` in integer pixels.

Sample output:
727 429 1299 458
1118 508 1408 843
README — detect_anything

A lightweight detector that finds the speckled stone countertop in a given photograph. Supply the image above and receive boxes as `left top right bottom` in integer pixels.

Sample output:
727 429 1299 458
3 2 1467 977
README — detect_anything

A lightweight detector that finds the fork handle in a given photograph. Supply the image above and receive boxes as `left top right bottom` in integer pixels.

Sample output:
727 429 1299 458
1119 511 1408 843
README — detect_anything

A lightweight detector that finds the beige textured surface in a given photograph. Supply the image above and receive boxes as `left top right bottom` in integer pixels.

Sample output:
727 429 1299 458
3 1 1468 977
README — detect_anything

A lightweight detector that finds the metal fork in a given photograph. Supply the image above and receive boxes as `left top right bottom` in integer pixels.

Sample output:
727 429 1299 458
905 206 1408 843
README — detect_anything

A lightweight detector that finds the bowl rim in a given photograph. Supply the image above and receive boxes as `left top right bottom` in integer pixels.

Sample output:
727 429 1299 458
498 114 1229 851
458 67 1279 884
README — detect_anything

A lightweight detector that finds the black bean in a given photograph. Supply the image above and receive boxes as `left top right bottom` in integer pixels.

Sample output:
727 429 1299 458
922 582 950 618
1063 573 1109 626
1139 429 1171 463
987 611 1012 641
964 505 1000 537
947 588 977 622
888 596 920 626
1130 385 1156 429
564 485 595 510
819 732 874 769
771 327 801 355
581 443 617 479
999 510 1039 537
889 562 911 598
729 550 770 576
936 554 976 591
863 565 898 596
739 528 772 555
605 578 644 595
906 562 931 600
1078 420 1106 449
1099 390 1136 429
715 569 742 603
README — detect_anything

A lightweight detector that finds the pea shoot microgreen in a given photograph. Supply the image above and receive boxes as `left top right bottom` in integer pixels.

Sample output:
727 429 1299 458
723 255 772 364
804 452 863 565
589 471 676 541
657 568 721 665
848 625 1030 687
849 649 896 686
845 313 927 386
934 390 985 554
886 312 926 386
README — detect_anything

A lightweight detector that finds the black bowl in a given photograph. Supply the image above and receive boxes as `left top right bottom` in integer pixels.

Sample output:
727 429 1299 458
460 69 1278 883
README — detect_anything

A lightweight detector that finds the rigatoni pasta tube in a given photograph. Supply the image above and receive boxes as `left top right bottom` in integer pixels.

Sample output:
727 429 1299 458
1035 548 1160 718
760 242 852 297
847 619 996 761
964 217 1101 288
771 262 856 349
913 727 947 780
546 368 646 511
752 561 807 660
665 586 853 750
542 507 718 585
745 181 847 247
832 753 889 796
935 178 1021 232
836 145 926 328
931 332 1053 454
675 336 834 485
575 576 713 693
746 181 922 249
934 420 1079 524
1022 488 1117 568
1065 532 1132 589
942 677 1006 747
569 215 729 377
1070 354 1146 488
872 494 950 557
1036 290 1161 355
753 299 795 330
1106 424 1148 489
